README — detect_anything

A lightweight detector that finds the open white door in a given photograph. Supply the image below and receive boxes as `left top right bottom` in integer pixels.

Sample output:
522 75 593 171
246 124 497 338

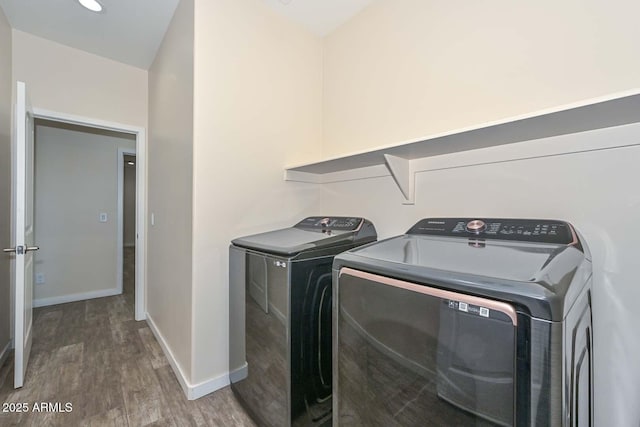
3 81 37 388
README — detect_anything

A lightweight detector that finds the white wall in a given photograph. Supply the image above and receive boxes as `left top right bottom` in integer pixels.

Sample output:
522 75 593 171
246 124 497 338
0 5 12 360
147 0 195 382
320 1 640 425
33 122 135 306
323 0 640 158
191 0 323 386
11 30 148 129
123 158 136 247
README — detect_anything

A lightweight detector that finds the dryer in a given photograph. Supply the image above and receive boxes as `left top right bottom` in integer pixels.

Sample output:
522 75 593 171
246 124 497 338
332 218 593 426
230 216 377 427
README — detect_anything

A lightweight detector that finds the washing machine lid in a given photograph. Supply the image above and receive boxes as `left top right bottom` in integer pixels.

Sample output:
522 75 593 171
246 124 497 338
231 216 376 256
334 218 591 321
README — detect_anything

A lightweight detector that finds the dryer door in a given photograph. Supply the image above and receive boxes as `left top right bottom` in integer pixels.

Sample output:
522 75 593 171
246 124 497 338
335 268 518 427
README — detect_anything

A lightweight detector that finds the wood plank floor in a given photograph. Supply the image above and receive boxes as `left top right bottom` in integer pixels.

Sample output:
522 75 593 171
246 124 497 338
0 247 256 426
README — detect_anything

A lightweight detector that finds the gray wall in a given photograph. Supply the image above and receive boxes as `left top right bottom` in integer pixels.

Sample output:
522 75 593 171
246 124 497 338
0 6 13 361
34 121 135 306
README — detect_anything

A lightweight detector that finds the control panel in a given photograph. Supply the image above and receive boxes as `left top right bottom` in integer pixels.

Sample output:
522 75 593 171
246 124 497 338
295 216 363 231
407 218 576 245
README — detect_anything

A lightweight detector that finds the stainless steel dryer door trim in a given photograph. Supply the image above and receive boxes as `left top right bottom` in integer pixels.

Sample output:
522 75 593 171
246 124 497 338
339 267 518 326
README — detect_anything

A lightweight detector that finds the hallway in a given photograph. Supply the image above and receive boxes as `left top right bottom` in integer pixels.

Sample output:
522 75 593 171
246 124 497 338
0 248 255 426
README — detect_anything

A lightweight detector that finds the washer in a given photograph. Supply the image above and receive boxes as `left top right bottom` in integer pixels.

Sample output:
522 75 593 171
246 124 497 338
229 216 377 427
333 217 593 426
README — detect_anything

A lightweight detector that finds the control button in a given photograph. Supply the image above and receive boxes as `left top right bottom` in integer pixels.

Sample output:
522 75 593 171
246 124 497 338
453 223 466 232
466 220 486 234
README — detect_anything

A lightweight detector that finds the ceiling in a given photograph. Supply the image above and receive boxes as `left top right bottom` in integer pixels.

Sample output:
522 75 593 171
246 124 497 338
0 0 373 70
0 0 180 70
263 0 373 37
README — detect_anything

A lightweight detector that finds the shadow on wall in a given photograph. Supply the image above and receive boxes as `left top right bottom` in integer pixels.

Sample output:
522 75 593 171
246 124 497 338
587 226 640 426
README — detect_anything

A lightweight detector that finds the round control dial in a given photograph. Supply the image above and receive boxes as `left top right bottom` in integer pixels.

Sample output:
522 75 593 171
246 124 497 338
466 219 487 234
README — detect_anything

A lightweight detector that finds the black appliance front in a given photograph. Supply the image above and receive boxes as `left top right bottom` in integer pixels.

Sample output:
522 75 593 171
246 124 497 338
229 217 377 427
332 217 593 427
231 254 334 427
336 268 518 426
292 258 334 425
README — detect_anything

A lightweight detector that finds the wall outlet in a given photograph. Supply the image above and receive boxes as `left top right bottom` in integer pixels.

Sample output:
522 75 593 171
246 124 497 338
99 212 108 222
35 272 45 285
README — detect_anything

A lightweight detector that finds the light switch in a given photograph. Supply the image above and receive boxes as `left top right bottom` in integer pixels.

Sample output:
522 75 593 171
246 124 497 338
99 213 108 222
35 273 45 285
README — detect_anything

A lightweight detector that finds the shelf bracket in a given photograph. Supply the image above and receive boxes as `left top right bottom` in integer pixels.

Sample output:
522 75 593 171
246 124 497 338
384 154 415 204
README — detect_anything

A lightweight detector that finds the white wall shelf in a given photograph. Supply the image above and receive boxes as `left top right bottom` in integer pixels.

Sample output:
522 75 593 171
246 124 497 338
284 89 640 204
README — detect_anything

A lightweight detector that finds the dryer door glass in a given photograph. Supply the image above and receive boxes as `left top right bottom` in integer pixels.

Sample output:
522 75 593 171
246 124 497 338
336 268 517 427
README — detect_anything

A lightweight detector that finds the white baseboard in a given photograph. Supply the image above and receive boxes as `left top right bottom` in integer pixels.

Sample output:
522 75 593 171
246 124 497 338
189 371 230 400
33 288 122 308
229 363 248 383
145 313 229 400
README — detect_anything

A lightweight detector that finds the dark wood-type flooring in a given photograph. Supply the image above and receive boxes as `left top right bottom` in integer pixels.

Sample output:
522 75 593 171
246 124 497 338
0 247 256 426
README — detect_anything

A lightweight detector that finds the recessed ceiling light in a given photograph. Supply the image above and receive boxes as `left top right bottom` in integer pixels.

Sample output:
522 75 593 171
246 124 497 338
127 161 135 166
78 0 103 13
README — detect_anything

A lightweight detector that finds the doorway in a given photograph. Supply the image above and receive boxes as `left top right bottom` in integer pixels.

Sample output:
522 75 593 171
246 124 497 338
32 108 146 321
120 153 136 309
